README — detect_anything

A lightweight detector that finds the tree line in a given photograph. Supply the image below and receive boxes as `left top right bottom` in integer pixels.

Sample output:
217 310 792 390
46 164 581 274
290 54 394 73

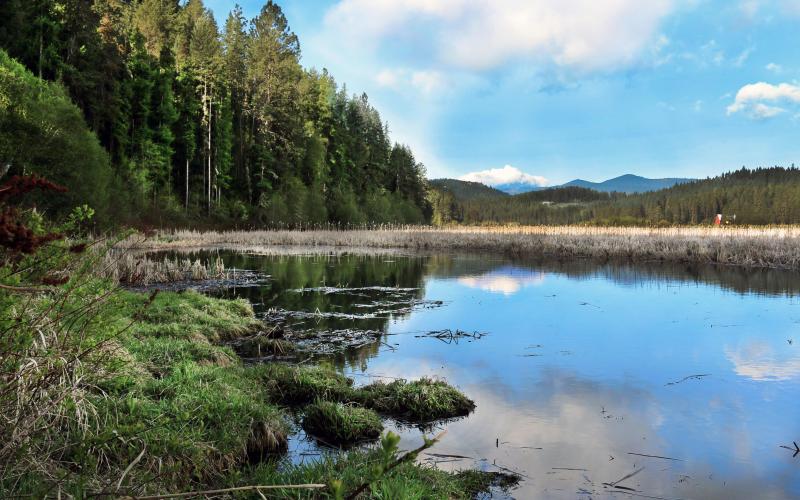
429 167 800 226
0 0 430 227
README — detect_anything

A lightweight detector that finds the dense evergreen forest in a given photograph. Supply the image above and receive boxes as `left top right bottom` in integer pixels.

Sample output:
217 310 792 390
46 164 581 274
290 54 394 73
430 167 800 226
0 0 430 227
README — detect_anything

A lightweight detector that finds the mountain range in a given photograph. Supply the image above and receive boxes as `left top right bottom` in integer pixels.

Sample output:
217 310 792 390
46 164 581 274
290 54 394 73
437 174 696 196
560 174 695 193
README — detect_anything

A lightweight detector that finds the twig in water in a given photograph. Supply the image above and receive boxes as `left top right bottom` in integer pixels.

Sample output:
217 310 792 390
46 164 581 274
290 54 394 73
666 374 710 386
628 452 683 462
602 466 645 490
424 452 474 460
779 441 800 457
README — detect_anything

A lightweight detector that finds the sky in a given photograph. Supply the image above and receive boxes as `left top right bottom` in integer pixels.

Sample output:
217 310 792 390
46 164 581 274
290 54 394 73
206 0 800 187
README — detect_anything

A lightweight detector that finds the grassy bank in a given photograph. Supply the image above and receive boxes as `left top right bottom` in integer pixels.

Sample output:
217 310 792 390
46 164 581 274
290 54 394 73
2 275 493 498
124 226 800 270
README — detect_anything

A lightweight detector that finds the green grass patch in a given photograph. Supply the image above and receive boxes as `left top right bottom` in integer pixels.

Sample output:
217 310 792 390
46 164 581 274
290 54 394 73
241 447 517 499
257 363 355 405
358 378 476 423
302 401 383 446
117 289 260 342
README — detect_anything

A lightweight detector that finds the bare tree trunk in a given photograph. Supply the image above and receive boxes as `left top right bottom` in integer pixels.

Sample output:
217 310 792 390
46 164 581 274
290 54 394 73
185 158 189 211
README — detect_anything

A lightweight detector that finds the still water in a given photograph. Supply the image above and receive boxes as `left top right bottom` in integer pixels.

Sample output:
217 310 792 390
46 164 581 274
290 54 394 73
209 251 800 499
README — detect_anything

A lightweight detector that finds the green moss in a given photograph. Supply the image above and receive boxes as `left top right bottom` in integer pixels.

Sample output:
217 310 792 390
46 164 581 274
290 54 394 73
302 401 383 446
358 378 475 423
257 363 354 405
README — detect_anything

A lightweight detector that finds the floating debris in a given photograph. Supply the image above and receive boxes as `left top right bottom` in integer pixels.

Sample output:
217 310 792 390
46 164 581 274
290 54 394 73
414 329 488 344
289 286 419 295
779 441 800 458
286 328 385 354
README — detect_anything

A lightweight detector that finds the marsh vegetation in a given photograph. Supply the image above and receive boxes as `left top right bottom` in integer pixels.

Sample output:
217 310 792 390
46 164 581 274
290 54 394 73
128 224 800 270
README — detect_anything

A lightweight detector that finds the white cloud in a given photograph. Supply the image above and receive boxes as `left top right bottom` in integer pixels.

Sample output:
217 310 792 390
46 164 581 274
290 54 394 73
459 165 548 187
375 69 402 88
375 68 447 95
410 70 446 94
765 62 783 73
751 102 786 118
727 82 800 118
325 0 677 73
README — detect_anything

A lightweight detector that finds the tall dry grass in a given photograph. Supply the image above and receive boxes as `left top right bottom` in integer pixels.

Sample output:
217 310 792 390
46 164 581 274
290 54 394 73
99 251 228 285
121 226 800 270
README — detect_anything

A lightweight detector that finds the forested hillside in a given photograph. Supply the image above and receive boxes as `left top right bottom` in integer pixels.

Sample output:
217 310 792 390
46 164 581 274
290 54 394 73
0 0 430 227
430 167 800 226
428 179 508 200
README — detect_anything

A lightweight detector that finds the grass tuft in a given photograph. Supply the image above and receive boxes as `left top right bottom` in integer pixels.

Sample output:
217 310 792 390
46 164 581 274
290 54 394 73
302 401 383 446
236 336 295 358
358 378 476 423
257 363 354 405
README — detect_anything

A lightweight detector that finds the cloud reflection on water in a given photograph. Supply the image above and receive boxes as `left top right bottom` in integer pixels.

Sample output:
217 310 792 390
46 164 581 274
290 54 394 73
726 340 800 381
457 268 546 295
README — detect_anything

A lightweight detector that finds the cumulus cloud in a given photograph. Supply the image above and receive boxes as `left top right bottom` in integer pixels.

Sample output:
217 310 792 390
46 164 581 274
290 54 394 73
325 0 677 73
459 165 548 187
726 82 800 118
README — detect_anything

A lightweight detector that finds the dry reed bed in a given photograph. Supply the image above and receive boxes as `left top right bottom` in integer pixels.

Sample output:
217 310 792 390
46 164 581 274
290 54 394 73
122 226 800 270
100 251 228 285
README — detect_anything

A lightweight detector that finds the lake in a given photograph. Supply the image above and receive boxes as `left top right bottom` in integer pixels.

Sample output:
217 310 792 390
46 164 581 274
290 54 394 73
205 250 800 499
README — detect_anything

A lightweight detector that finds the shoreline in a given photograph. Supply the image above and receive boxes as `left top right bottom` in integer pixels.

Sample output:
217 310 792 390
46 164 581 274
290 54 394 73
124 226 800 271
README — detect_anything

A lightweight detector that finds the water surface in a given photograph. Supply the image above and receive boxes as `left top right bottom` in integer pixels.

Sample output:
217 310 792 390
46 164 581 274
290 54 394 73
208 251 800 499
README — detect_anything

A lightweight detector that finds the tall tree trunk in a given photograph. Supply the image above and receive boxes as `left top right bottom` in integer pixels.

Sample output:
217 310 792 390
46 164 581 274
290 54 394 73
202 79 208 214
207 83 212 215
185 158 189 211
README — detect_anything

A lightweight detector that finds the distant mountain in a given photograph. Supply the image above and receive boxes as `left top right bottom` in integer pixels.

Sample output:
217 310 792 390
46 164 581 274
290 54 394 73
429 179 509 200
430 174 696 198
561 174 694 194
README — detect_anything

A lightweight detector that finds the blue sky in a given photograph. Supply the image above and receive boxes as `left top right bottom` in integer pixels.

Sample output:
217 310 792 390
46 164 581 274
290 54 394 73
206 0 800 186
